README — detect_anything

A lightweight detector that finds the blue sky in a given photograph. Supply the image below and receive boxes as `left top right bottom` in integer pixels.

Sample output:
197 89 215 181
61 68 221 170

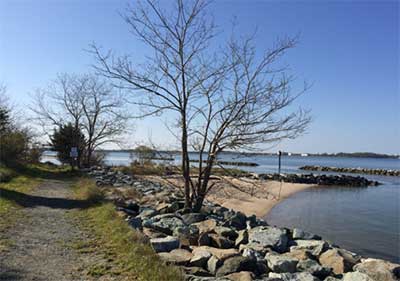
0 0 398 154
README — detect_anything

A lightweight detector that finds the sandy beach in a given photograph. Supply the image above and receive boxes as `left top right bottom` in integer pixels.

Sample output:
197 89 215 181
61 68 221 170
145 176 315 218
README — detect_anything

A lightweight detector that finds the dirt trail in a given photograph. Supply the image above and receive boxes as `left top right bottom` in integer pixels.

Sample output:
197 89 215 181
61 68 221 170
0 179 104 281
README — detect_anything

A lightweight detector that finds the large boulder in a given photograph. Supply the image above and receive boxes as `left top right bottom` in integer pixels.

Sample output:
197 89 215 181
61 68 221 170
214 226 239 241
150 236 180 252
223 212 248 230
190 249 212 268
292 228 319 240
193 219 218 234
216 256 256 277
248 226 289 253
209 234 235 249
143 214 186 235
183 213 206 224
290 240 328 257
319 248 359 274
173 225 199 246
158 248 193 265
296 259 331 279
192 246 240 261
343 271 374 281
265 253 298 273
284 249 313 261
353 258 400 281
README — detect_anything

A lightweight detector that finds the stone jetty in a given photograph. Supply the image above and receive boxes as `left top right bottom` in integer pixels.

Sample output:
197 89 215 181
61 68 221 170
300 165 400 177
83 167 398 280
258 173 381 186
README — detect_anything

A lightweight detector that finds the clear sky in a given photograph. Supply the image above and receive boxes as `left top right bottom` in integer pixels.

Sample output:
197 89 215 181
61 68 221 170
1 0 399 154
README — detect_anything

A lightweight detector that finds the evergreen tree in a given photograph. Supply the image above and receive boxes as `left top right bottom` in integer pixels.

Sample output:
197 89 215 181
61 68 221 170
50 123 85 167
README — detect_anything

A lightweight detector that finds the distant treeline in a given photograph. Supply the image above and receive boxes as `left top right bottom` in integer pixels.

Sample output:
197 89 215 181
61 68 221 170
94 150 398 159
308 152 399 159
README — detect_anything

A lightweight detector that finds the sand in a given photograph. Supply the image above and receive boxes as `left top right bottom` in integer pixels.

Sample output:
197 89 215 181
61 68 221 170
145 175 315 218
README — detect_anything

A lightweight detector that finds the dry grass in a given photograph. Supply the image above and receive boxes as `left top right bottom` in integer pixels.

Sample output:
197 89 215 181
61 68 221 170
70 179 183 281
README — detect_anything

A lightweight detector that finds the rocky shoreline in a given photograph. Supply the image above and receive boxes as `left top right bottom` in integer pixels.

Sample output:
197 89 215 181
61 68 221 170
299 166 400 177
258 173 381 187
82 167 399 281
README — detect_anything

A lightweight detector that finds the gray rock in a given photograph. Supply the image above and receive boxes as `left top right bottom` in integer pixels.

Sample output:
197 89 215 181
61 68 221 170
216 256 256 277
137 208 158 219
209 233 235 249
292 228 319 240
128 217 142 229
297 259 331 279
182 213 206 224
353 258 400 281
190 250 212 268
158 248 193 265
143 214 186 235
269 272 320 281
224 211 248 230
242 248 264 261
214 226 238 240
208 255 221 275
343 272 374 281
150 236 180 253
265 253 298 273
291 240 328 257
248 226 289 253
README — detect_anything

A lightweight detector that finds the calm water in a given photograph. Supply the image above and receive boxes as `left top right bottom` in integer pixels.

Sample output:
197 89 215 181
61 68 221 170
42 151 400 262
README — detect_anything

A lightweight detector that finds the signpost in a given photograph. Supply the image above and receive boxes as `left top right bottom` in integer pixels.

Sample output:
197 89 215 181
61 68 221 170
70 147 78 169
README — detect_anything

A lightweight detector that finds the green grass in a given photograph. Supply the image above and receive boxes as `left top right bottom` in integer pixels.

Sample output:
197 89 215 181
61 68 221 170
0 163 77 252
0 173 41 251
70 179 183 281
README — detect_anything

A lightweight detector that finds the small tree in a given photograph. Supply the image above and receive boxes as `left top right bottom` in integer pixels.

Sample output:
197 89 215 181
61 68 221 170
50 123 86 167
92 0 311 211
32 73 130 167
133 145 156 165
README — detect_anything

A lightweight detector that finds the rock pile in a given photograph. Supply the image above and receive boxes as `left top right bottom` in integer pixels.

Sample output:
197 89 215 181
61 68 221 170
300 166 400 177
82 167 398 281
258 173 380 186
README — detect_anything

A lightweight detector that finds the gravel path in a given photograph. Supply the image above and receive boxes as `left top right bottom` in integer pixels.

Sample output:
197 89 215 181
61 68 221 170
0 179 106 281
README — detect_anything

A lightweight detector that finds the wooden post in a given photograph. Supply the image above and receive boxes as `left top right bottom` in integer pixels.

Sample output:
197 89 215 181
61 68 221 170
278 150 282 174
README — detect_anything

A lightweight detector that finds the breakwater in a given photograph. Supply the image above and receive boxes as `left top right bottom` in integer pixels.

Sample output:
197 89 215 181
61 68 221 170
83 166 399 281
300 165 400 177
258 173 380 186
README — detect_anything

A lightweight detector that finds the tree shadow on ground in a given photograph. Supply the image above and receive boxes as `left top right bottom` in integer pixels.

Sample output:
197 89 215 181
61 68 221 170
0 263 27 281
0 188 99 210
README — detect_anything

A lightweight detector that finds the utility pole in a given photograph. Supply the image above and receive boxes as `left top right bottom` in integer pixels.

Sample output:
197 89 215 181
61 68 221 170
278 150 282 174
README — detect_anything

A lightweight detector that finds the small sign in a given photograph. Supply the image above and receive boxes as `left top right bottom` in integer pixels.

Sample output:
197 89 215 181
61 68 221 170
70 147 78 158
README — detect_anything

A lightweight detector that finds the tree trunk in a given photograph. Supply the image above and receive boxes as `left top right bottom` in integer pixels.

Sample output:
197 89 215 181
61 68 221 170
181 116 192 209
192 155 215 212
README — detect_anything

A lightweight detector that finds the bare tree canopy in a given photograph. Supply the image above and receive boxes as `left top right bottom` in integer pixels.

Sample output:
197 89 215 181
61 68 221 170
31 73 130 166
90 0 311 211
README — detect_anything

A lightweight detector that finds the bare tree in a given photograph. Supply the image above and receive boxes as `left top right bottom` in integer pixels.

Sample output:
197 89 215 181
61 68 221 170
31 73 130 166
90 0 310 211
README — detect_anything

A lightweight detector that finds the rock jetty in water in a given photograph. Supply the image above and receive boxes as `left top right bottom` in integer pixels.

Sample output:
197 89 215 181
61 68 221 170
258 173 380 186
300 165 400 177
82 167 398 281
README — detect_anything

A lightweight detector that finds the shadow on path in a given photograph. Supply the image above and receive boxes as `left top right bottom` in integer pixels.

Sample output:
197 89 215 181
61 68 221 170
0 188 97 210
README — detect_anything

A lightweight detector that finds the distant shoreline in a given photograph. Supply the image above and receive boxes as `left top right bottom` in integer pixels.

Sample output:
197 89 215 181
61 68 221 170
92 149 399 159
